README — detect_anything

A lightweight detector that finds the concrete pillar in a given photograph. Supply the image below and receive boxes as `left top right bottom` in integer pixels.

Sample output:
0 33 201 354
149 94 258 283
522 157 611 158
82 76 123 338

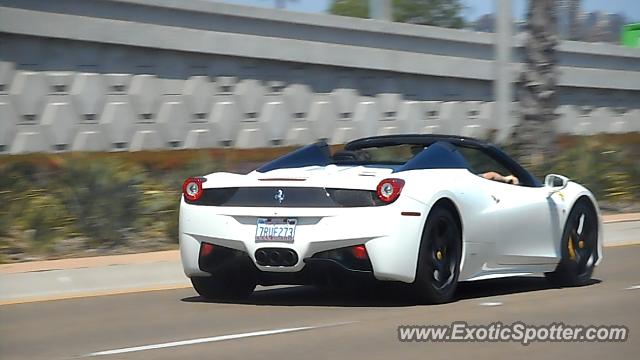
494 0 513 141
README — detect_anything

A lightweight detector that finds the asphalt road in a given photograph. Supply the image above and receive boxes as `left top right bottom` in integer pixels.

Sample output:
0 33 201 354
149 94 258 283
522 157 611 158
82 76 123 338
2 245 639 360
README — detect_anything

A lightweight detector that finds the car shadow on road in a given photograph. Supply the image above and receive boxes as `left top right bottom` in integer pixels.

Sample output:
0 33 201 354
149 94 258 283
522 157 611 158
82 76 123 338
181 277 602 307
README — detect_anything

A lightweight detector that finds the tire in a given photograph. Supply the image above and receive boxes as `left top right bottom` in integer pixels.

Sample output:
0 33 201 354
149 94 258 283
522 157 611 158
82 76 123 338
191 273 255 301
413 205 462 304
545 199 598 287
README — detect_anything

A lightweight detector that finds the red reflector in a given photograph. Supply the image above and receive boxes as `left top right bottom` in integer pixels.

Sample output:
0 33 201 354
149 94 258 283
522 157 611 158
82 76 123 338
200 242 215 257
351 245 368 260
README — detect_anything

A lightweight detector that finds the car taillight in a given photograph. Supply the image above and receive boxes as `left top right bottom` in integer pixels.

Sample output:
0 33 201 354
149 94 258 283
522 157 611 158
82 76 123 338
351 244 368 260
182 177 205 202
200 242 215 257
376 178 405 203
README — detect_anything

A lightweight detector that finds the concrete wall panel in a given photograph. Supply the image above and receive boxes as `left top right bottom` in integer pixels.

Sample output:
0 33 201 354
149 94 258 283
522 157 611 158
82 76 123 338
9 71 48 121
0 61 15 94
128 74 161 120
209 97 241 145
129 130 163 151
283 83 313 119
183 76 214 119
72 124 109 151
260 99 291 144
233 79 266 117
621 109 640 132
10 126 49 154
40 95 79 147
0 95 18 150
99 94 136 146
70 73 107 121
419 101 444 134
156 95 189 145
307 95 336 142
184 129 216 149
104 73 132 94
44 71 75 94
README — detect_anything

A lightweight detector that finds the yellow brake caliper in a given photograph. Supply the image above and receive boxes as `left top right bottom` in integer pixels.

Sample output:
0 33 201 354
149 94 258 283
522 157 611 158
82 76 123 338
568 235 577 261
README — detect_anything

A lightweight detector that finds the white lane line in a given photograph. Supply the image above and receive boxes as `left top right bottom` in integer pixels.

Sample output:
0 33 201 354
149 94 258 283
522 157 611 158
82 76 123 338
625 285 640 290
84 322 354 357
479 302 503 307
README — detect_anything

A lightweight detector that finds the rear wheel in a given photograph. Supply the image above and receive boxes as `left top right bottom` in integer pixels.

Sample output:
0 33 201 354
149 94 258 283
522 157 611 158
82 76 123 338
546 199 598 286
413 205 462 304
191 273 255 301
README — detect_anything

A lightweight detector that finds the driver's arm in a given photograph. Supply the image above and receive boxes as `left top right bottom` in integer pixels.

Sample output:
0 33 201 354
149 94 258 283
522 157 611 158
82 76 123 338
481 172 519 185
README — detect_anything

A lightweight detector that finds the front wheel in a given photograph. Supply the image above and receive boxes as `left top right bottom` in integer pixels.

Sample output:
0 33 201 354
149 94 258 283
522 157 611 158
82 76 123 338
191 273 255 301
413 205 462 304
545 199 599 287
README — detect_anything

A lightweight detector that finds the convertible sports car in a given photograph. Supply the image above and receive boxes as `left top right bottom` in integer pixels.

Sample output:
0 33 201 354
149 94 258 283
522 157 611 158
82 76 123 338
179 134 602 303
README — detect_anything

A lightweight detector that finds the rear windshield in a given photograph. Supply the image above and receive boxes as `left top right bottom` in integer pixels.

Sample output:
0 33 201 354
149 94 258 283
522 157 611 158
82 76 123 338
332 144 424 165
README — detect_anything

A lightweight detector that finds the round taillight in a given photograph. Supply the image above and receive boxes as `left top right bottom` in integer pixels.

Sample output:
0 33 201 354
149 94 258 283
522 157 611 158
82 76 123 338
351 244 368 260
182 177 205 202
376 178 405 203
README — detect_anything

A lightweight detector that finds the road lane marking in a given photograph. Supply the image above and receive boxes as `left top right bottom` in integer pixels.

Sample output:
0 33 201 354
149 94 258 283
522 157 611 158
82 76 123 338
604 240 640 248
84 322 355 357
479 302 503 307
0 284 191 306
602 214 640 224
625 285 640 290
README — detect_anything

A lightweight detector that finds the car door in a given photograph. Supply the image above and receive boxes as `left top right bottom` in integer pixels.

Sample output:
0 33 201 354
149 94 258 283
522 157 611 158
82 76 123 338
476 178 560 265
457 146 560 267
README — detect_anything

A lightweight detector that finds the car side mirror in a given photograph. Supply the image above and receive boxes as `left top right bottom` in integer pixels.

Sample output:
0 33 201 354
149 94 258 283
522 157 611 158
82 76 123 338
545 174 569 193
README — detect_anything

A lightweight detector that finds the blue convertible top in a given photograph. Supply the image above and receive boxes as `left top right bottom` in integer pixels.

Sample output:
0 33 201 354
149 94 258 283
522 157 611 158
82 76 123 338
256 140 469 173
256 134 541 187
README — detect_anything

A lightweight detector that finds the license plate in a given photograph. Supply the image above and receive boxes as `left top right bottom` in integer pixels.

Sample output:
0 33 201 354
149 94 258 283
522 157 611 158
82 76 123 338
255 218 297 243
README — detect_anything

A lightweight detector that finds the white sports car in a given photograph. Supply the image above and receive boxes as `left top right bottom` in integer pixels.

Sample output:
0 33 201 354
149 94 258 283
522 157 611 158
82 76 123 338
179 134 602 303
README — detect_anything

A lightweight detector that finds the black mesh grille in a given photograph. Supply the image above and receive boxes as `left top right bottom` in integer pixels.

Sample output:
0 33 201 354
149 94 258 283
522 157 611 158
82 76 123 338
185 187 384 207
326 189 385 207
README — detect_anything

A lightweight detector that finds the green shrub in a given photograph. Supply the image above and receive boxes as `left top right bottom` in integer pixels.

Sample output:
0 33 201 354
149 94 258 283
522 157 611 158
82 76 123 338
136 182 180 242
19 190 73 252
53 157 144 247
547 138 639 202
519 137 640 203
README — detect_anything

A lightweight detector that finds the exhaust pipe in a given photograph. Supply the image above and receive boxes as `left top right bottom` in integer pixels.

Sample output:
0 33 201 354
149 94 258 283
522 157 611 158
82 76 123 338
284 249 296 266
254 248 298 267
269 250 281 264
255 249 267 264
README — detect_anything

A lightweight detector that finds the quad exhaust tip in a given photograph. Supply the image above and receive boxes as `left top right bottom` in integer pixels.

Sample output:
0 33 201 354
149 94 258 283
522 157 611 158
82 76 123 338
255 248 298 267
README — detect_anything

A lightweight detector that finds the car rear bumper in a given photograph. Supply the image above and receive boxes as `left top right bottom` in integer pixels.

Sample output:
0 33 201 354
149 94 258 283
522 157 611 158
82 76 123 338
194 242 378 286
179 196 428 283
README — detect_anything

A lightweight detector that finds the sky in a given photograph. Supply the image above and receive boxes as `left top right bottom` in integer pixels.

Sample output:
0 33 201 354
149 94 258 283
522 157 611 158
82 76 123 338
212 0 640 22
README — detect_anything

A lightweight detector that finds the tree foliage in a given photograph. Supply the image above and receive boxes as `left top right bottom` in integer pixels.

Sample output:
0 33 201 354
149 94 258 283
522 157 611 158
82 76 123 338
512 0 558 166
329 0 465 28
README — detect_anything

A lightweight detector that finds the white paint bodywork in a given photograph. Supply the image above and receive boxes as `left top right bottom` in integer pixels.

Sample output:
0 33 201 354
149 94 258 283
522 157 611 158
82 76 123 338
180 165 602 284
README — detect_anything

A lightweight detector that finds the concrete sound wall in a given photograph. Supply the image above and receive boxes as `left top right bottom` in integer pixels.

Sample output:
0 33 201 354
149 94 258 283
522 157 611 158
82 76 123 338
0 66 638 154
0 0 639 153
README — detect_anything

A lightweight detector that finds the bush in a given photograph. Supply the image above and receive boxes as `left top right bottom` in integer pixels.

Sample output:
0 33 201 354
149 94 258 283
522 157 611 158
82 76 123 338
19 191 73 252
543 137 640 202
0 150 231 261
52 157 144 247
